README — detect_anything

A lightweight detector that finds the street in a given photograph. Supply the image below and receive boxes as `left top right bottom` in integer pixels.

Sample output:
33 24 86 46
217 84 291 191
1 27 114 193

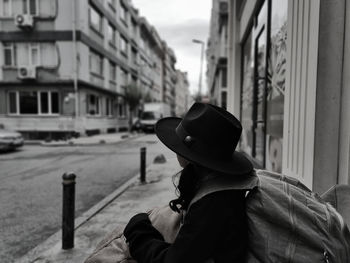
0 134 175 263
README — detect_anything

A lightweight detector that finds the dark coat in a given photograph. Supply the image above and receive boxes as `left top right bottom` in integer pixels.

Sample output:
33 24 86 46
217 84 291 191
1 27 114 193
124 189 247 263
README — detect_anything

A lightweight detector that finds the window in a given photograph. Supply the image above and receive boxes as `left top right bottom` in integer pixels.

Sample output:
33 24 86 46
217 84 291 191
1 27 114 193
89 50 103 76
107 23 116 46
106 98 113 116
131 48 138 64
87 94 100 115
9 92 17 114
5 42 52 67
221 67 227 87
140 37 145 50
120 68 128 86
240 0 287 172
120 2 127 22
23 0 38 15
89 5 103 32
8 91 59 115
221 91 227 110
3 43 16 66
118 102 126 117
109 61 116 82
107 0 116 11
30 43 40 66
131 19 138 37
2 0 11 16
39 91 59 114
19 91 38 114
120 35 128 56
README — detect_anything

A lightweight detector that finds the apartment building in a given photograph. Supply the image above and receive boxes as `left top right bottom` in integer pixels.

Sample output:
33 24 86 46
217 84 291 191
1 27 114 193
206 0 228 109
226 0 350 193
174 70 190 117
162 43 177 115
138 17 163 103
0 0 180 139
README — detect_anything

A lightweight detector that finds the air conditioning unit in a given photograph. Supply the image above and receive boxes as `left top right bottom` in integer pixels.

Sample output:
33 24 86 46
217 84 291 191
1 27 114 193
14 14 34 29
17 66 37 79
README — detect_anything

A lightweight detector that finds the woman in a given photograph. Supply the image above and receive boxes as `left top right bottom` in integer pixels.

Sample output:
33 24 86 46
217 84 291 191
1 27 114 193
124 103 255 263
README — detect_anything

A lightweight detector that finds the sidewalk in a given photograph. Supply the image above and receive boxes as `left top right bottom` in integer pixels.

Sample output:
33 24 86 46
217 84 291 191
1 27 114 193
17 154 181 263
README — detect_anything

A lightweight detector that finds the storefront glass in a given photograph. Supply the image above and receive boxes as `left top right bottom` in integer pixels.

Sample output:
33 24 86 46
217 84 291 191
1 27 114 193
265 0 288 172
240 0 287 172
241 32 254 157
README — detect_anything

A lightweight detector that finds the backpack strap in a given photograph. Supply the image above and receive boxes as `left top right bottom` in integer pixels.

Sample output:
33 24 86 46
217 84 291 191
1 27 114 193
188 170 260 209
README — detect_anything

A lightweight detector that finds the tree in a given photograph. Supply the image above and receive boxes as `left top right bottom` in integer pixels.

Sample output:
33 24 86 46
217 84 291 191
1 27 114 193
124 84 143 131
144 92 153 103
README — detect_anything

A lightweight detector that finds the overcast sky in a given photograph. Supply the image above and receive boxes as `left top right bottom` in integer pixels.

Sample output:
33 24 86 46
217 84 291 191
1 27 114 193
131 0 213 95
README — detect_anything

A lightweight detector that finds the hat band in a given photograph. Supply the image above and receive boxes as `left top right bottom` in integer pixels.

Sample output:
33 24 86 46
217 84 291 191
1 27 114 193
175 122 231 161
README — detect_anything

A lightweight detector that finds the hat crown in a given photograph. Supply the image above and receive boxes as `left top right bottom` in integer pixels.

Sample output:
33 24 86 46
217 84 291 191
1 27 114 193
178 103 242 160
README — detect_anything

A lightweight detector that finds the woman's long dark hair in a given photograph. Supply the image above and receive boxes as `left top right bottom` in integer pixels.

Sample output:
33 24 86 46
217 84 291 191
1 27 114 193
169 163 202 213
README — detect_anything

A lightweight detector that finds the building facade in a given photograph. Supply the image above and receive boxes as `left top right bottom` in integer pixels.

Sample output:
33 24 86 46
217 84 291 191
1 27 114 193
174 70 190 117
162 43 177 116
227 0 350 193
0 0 180 139
207 0 228 109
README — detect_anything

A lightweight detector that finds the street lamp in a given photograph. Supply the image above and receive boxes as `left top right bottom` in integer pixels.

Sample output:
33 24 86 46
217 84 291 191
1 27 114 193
192 39 205 101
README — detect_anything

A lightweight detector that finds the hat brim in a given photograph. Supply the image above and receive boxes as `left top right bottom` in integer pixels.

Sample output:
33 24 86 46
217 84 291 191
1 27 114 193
155 117 253 176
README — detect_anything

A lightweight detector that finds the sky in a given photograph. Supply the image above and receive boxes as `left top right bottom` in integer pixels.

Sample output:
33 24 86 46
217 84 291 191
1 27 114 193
131 0 213 95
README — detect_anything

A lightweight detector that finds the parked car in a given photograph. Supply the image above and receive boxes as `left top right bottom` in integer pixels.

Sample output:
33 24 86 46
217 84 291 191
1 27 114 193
0 125 24 151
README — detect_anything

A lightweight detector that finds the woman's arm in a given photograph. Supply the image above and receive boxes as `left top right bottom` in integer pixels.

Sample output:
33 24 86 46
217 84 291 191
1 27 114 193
124 190 246 263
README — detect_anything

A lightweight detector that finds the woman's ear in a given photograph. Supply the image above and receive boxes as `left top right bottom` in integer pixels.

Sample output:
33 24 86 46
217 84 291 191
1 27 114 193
176 154 189 168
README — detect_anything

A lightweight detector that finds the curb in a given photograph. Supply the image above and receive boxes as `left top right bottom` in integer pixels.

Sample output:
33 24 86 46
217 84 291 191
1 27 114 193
39 133 143 147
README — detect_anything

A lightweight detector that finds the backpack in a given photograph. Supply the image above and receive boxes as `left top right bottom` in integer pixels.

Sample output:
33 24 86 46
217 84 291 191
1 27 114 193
86 170 350 263
191 169 350 263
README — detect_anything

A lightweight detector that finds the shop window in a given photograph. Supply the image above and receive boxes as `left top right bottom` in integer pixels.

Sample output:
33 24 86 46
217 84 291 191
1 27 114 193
8 92 17 114
265 0 288 173
89 4 103 32
8 91 59 115
106 98 113 116
39 91 59 114
89 49 104 76
19 91 38 114
241 31 254 157
118 102 126 117
240 0 287 172
40 92 49 113
87 94 100 115
23 0 38 15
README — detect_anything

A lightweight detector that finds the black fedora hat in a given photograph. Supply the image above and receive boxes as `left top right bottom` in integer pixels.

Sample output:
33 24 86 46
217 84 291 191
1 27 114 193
155 103 253 175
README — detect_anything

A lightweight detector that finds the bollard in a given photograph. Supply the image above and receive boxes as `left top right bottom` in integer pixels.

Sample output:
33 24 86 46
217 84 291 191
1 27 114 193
62 172 76 250
140 147 146 183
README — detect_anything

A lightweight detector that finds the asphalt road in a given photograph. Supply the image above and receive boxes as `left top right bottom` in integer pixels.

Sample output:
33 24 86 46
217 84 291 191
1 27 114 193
0 134 173 263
